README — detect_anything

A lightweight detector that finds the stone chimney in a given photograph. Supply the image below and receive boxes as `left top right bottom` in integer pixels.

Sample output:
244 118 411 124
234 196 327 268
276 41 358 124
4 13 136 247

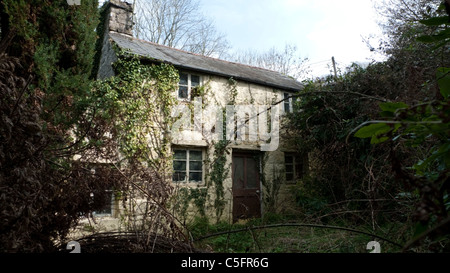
96 0 134 79
107 0 134 36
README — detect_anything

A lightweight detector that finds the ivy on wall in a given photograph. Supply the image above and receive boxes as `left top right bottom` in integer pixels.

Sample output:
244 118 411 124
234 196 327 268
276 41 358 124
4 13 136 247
90 53 189 239
92 53 179 165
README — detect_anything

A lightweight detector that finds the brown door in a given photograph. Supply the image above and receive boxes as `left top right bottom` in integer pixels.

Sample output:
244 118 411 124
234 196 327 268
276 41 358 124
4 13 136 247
232 151 261 222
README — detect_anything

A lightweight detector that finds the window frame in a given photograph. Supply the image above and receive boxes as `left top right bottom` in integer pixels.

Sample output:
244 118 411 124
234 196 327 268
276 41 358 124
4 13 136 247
172 148 204 183
87 164 117 218
284 153 304 183
177 72 201 101
92 189 114 217
283 92 293 114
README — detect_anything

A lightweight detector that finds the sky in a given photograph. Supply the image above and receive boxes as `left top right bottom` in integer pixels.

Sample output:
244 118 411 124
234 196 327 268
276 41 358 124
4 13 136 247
197 0 387 78
99 0 387 78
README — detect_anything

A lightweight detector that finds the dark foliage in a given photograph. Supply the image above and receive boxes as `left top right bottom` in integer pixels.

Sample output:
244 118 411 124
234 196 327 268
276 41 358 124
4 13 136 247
284 0 450 251
0 0 121 252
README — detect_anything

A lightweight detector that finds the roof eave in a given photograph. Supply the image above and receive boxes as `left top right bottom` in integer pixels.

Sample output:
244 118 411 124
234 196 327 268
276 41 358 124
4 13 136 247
137 56 303 92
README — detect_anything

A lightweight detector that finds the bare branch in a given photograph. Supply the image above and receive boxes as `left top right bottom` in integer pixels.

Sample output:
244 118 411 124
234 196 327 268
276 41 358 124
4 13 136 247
229 44 310 79
134 0 229 57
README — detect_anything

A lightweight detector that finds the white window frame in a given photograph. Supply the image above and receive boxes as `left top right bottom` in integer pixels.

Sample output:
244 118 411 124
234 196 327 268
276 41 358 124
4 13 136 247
177 72 201 101
172 148 204 183
283 92 293 114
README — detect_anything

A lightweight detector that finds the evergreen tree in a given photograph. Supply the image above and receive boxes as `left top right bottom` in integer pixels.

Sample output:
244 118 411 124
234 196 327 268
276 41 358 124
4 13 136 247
0 0 116 252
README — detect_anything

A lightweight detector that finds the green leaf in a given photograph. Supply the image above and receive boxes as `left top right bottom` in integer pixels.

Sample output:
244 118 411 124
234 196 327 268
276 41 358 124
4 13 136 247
419 16 450 26
413 143 450 175
379 102 409 113
354 123 391 138
417 28 450 43
437 67 450 99
371 135 389 144
380 111 395 118
444 193 450 211
432 39 450 50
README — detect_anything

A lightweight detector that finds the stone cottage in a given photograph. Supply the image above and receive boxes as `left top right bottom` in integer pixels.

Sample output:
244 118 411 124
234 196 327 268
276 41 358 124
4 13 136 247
89 0 306 229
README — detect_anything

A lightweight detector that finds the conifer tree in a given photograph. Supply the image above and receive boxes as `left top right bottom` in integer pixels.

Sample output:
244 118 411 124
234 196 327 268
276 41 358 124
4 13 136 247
0 0 116 252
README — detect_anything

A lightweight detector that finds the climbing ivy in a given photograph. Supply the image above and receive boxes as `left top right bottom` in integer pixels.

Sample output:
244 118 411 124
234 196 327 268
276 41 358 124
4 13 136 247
256 153 283 215
172 187 208 224
208 140 230 222
90 54 188 238
227 77 238 103
92 54 179 166
204 78 241 222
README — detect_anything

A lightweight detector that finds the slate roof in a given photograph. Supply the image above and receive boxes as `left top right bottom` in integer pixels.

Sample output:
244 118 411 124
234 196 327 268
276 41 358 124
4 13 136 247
109 32 303 92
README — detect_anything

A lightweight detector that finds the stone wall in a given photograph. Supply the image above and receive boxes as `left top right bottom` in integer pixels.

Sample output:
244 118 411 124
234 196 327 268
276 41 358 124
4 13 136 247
71 71 303 241
169 71 302 223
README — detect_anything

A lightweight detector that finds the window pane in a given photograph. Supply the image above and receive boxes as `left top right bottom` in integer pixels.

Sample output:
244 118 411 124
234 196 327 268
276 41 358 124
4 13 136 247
246 158 258 188
95 204 112 215
93 191 112 215
285 155 293 164
233 157 245 189
173 172 186 182
178 86 188 99
189 172 202 182
191 75 200 86
285 164 293 173
286 173 294 181
189 161 202 171
173 160 186 171
284 101 290 113
284 94 291 113
189 151 202 160
174 150 187 159
179 73 188 85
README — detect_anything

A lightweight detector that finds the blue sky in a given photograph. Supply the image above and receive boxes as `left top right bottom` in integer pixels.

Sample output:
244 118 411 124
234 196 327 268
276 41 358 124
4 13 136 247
198 0 386 77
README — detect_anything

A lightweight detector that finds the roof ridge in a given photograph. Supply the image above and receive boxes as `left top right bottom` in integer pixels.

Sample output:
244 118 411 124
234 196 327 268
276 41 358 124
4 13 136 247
109 31 295 79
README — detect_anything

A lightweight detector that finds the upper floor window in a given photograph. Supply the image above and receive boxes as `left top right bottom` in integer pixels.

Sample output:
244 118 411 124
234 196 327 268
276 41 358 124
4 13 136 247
178 72 200 100
283 93 293 113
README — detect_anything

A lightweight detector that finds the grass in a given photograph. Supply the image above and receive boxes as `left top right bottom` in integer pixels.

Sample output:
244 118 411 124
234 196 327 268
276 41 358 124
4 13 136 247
188 216 404 253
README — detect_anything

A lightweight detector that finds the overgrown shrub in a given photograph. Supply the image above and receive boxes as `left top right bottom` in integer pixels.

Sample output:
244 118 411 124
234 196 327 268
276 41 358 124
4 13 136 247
0 0 121 252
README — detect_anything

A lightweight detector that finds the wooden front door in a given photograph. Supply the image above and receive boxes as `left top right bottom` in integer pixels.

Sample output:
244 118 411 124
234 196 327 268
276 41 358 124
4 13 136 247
232 151 261 222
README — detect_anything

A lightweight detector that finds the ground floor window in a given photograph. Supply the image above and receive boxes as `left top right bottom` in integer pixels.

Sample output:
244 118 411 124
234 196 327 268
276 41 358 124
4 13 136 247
92 189 114 216
173 149 203 183
285 153 304 183
87 164 119 217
